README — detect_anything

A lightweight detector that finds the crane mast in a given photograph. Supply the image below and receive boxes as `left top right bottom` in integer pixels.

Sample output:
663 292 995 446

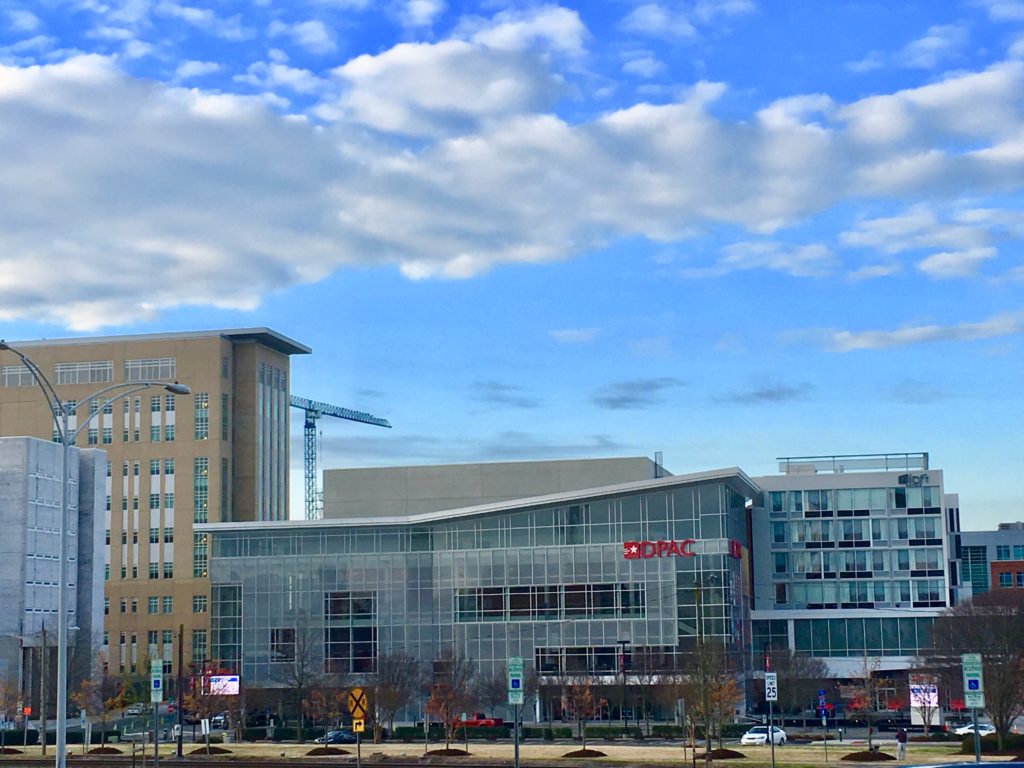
289 395 391 519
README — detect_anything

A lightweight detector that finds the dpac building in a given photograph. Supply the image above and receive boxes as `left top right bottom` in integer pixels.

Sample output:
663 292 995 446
200 452 960 718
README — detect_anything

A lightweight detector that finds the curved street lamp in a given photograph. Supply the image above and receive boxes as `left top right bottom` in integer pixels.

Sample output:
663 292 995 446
0 341 189 768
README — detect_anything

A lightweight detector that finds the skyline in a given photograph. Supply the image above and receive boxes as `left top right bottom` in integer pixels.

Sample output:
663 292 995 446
1 1 1023 528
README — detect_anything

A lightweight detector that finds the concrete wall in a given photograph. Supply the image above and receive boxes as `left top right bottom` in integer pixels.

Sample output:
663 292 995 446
323 456 663 518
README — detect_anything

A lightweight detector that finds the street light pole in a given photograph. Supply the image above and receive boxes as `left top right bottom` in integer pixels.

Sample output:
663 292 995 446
0 342 189 768
616 639 630 736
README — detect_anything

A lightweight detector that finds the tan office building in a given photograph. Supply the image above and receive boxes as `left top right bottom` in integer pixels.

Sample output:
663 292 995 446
0 328 309 676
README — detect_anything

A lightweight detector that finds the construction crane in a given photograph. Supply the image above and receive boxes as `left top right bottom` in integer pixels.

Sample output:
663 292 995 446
290 395 391 520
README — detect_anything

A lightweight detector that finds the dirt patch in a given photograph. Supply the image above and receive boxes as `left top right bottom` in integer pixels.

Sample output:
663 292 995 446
188 745 233 755
841 750 897 761
563 748 608 758
425 748 471 756
696 748 746 759
306 747 352 756
0 748 22 755
87 746 123 755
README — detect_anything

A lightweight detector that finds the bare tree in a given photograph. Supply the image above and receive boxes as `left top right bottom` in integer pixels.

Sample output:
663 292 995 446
70 652 124 747
923 589 1024 750
680 641 742 765
0 673 19 750
632 649 669 735
302 688 346 732
846 655 884 750
275 623 325 743
475 672 507 718
563 676 605 752
425 648 476 751
184 675 230 755
365 652 421 743
770 650 829 727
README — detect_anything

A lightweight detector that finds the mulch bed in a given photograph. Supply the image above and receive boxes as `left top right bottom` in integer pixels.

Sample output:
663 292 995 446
306 747 352 756
563 749 608 758
0 748 22 755
696 748 746 759
425 748 471 756
188 746 233 755
87 746 122 755
841 750 896 761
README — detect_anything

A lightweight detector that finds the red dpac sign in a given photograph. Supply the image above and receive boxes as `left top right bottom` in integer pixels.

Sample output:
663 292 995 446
623 540 696 559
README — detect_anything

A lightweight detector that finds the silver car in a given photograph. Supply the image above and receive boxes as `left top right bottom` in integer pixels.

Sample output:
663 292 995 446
740 725 787 745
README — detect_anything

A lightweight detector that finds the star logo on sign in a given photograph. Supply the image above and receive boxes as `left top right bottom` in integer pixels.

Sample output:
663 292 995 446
624 542 640 559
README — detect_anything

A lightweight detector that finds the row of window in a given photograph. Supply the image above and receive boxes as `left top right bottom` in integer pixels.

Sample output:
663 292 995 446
102 627 208 666
997 571 1024 587
768 486 941 514
996 545 1024 561
105 527 174 545
771 517 941 546
455 583 646 623
105 595 175 614
108 492 175 512
104 562 175 580
775 578 945 608
773 548 944 575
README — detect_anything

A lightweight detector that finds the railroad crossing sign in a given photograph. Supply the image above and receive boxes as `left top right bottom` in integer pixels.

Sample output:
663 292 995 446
961 653 986 709
347 687 368 718
764 672 778 702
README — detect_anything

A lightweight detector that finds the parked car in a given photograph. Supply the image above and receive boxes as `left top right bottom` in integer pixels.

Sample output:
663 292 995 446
210 713 229 730
125 703 147 716
955 723 996 737
315 729 357 744
740 725 787 745
457 713 504 727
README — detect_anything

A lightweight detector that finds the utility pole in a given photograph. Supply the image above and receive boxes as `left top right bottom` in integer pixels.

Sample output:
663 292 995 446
176 625 184 758
40 625 47 757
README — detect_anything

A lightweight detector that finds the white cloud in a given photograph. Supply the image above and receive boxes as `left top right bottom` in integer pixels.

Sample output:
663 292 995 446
402 0 445 28
235 61 328 95
916 246 997 277
620 0 753 40
456 5 587 56
550 327 599 343
326 40 564 136
174 59 220 81
830 312 1024 351
975 0 1024 21
685 241 837 278
154 2 251 40
7 9 40 32
846 50 884 73
622 53 664 78
896 24 968 69
268 19 336 54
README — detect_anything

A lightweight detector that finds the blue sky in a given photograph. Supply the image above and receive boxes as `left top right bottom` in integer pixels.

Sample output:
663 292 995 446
1 0 1023 528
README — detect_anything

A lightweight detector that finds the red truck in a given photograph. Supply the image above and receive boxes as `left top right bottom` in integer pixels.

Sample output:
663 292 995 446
458 714 504 727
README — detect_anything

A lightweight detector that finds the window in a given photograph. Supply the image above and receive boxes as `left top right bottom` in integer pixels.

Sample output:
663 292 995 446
164 492 174 510
194 458 209 523
148 630 158 645
998 572 1012 588
150 459 160 476
163 562 174 578
87 428 98 445
165 424 175 442
162 596 173 613
192 595 208 613
149 528 160 544
192 533 208 577
163 526 174 543
104 598 109 615
125 358 176 381
150 426 161 442
102 427 112 444
1017 572 1024 588
997 545 1011 560
192 630 207 664
270 628 296 662
195 393 210 440
164 459 175 475
106 495 111 512
221 393 229 440
149 493 160 510
120 599 127 614
2 365 34 387
165 394 176 412
149 563 158 579
54 360 113 385
104 564 109 581
151 396 161 413
1015 545 1024 560
773 553 788 574
221 356 230 378
162 630 173 645
133 461 140 477
106 461 112 477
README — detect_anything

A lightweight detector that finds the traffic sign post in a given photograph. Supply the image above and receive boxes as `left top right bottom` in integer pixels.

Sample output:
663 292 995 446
819 688 828 764
508 658 524 768
765 672 778 768
348 688 368 768
150 660 163 768
962 654 985 764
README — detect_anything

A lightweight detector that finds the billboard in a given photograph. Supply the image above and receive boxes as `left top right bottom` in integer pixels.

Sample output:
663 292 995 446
208 675 240 695
909 678 939 726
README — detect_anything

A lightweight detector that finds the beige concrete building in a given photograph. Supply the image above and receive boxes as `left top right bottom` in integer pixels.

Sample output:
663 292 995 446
0 328 308 676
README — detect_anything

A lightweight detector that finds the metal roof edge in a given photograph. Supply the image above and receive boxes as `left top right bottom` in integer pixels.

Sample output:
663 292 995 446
6 327 311 355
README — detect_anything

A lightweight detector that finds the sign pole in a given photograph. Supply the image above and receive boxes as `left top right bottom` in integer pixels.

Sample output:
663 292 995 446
961 653 985 765
507 657 524 768
764 671 778 768
513 703 520 768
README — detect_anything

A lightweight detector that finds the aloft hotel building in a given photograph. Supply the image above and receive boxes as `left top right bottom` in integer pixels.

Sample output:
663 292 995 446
0 328 308 675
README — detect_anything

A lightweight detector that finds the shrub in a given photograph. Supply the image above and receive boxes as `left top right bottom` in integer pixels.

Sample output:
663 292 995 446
959 732 1024 754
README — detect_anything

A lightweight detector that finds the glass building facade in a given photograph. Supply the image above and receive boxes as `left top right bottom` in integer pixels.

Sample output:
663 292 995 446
204 469 758 713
